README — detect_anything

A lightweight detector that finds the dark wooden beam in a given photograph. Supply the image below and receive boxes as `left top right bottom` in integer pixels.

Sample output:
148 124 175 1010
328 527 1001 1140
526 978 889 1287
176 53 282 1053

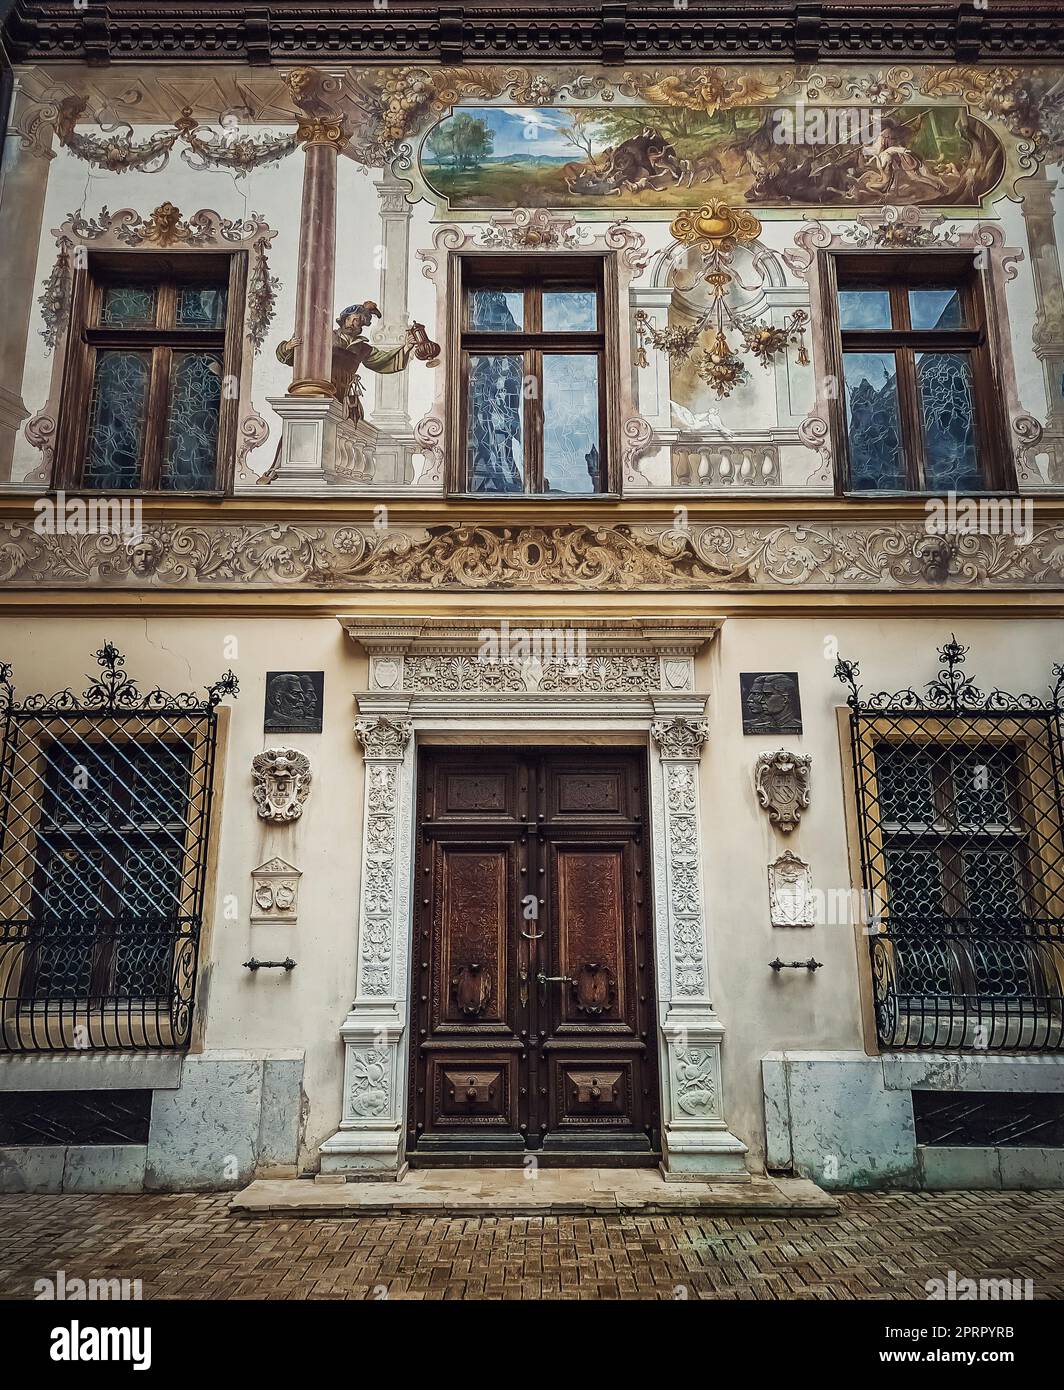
3 0 1064 66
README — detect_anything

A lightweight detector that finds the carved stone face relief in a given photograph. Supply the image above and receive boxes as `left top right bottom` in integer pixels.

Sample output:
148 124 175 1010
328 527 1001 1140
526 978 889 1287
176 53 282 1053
754 749 811 833
252 749 312 822
768 850 814 927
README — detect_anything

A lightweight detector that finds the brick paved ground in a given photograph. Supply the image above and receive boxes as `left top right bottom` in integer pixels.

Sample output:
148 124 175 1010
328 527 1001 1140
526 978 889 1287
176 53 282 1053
0 1190 1061 1300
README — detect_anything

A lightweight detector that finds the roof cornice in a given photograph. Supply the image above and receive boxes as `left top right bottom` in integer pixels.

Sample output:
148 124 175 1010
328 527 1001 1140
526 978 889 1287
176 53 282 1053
4 1 1064 66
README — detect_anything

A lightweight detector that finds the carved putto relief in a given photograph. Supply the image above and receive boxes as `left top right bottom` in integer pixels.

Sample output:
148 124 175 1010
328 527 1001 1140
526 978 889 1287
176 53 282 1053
252 748 313 822
754 749 811 833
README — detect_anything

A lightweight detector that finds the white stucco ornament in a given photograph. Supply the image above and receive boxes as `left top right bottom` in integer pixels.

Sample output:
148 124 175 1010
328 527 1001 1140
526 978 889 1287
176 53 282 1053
768 850 814 926
250 857 302 925
252 748 312 822
754 748 811 833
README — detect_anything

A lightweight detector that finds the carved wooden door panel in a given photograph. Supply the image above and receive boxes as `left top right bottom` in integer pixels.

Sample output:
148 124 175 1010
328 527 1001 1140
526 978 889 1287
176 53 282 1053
409 748 659 1164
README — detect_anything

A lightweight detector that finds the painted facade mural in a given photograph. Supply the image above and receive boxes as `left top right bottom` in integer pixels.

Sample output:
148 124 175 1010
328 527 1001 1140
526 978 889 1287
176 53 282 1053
1 59 1064 527
420 103 1005 210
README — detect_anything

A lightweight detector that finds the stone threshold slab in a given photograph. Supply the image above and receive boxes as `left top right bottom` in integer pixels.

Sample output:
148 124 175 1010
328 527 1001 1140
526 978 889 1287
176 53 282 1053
231 1169 837 1218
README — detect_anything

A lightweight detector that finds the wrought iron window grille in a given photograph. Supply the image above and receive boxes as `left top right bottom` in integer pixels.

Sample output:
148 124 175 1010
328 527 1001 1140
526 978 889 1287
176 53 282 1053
0 642 237 1052
835 637 1064 1052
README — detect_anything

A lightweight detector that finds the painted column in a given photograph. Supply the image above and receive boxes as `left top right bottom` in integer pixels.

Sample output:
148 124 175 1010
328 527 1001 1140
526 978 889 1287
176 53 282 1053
369 171 414 435
287 117 346 397
0 86 55 481
650 717 749 1179
320 715 414 1176
1021 168 1064 483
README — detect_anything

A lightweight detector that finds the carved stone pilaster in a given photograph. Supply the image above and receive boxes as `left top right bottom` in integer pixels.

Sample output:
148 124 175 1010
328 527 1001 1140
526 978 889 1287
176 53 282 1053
650 717 748 1179
320 715 413 1176
323 621 745 1181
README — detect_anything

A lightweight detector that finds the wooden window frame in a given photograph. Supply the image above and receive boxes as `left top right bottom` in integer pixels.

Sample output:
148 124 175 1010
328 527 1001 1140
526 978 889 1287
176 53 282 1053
53 250 246 494
820 250 1014 496
447 251 619 497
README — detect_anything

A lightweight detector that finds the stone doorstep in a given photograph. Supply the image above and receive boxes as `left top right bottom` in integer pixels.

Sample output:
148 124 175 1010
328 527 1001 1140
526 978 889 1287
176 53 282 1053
229 1170 837 1218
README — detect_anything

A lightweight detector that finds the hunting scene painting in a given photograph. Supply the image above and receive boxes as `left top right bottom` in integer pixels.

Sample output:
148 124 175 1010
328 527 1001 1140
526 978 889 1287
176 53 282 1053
419 103 1006 210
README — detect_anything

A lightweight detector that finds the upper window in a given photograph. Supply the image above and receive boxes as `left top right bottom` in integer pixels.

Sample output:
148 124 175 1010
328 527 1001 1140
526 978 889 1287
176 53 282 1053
58 254 236 492
830 254 1008 494
455 256 608 495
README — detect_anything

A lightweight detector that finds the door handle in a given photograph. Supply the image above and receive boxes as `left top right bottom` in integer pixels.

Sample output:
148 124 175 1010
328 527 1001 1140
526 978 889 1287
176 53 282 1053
536 973 572 985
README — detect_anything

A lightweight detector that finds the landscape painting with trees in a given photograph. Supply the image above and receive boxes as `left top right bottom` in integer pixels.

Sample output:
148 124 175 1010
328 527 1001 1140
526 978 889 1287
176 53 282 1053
419 103 1006 209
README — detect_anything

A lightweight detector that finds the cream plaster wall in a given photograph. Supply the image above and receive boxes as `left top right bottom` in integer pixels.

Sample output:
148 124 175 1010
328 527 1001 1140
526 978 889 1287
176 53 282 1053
0 615 368 1170
698 614 1064 1169
1 611 1061 1174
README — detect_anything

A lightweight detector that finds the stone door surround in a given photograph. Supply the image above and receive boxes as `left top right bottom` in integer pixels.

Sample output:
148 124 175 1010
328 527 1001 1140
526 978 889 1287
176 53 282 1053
319 616 748 1181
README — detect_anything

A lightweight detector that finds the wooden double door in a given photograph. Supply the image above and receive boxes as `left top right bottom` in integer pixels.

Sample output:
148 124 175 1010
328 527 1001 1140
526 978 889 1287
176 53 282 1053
408 747 660 1164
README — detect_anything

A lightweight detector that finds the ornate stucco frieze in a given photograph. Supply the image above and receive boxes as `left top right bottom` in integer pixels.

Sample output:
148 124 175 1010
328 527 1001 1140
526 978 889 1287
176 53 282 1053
402 654 663 694
3 518 1064 591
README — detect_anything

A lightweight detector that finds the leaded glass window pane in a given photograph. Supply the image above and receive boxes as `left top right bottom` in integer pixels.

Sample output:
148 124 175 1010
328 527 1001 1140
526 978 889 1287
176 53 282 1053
83 351 151 490
100 285 157 328
875 744 936 826
543 291 597 332
162 353 222 491
176 285 227 329
909 288 964 330
916 352 981 492
883 845 946 916
838 289 892 330
466 354 524 493
542 353 600 494
951 747 1016 827
470 290 523 331
843 352 906 490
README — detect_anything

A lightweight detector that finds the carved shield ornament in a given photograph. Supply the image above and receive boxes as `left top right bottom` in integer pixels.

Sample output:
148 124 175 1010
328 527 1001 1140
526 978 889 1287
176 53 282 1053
754 749 811 833
252 749 312 822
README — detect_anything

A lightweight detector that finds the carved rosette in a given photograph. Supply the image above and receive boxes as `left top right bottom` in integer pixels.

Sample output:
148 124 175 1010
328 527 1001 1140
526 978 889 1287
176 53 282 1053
754 749 811 834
